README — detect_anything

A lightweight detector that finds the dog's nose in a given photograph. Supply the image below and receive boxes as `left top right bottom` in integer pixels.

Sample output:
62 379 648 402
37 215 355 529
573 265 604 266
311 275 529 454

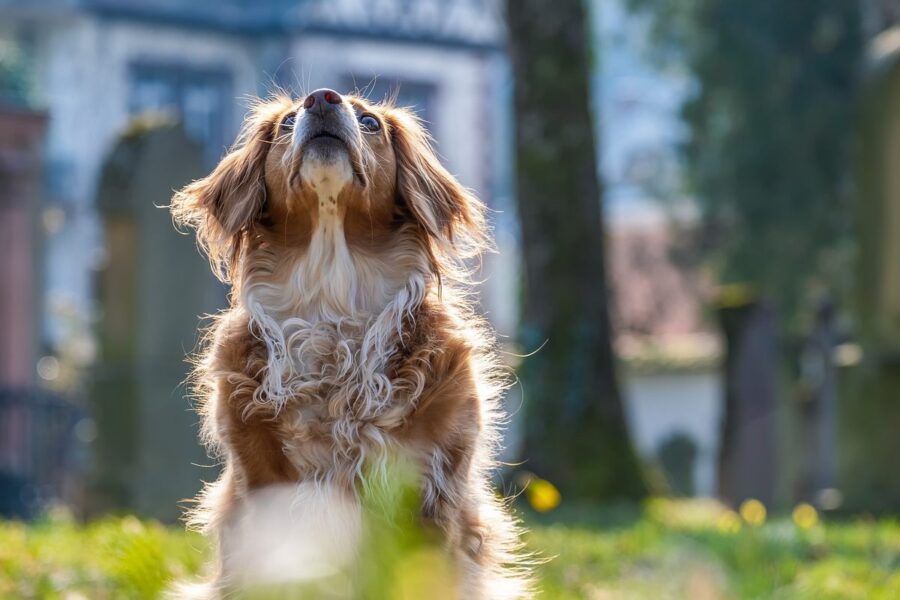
303 88 343 114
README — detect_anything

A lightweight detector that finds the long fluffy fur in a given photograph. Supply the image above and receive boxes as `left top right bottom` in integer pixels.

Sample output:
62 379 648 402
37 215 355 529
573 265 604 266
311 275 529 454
170 93 532 598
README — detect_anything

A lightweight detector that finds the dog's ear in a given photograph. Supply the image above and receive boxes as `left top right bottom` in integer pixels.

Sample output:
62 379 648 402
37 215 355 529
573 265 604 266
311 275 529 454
171 107 274 281
390 109 489 260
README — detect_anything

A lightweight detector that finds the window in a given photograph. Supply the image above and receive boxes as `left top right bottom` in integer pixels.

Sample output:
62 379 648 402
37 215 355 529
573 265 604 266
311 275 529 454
129 63 232 165
342 76 437 132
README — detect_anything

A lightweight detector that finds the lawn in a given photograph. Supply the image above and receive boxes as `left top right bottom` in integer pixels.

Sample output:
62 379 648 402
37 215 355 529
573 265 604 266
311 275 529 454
0 499 897 599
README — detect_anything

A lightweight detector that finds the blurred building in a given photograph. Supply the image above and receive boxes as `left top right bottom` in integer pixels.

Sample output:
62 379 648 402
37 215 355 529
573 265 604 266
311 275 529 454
0 0 514 348
0 40 86 518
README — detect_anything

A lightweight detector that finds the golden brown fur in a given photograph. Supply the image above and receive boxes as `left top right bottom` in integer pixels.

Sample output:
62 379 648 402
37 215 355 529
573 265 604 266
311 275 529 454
170 90 531 598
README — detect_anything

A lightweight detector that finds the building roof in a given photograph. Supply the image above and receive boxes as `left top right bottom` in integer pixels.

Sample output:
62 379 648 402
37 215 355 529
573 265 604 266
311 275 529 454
609 214 721 373
0 0 503 49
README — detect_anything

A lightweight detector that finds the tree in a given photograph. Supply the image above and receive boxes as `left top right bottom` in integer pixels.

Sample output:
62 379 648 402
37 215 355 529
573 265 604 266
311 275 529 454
628 0 862 328
628 0 863 507
506 0 647 501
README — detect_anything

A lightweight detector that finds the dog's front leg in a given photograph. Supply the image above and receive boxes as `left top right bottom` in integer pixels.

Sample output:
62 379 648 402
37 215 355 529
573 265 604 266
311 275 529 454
205 312 299 493
406 353 496 597
195 314 300 595
424 426 512 600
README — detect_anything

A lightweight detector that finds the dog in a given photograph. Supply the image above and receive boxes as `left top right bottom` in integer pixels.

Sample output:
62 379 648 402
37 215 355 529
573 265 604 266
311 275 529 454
170 88 532 598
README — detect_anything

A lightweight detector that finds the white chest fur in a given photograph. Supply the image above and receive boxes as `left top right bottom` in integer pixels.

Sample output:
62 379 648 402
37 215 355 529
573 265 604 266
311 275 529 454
241 158 428 415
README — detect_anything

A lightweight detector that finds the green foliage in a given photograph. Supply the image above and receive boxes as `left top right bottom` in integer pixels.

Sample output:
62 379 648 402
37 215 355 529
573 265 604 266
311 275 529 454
2 499 898 599
0 509 206 598
0 40 31 107
628 0 863 326
353 458 456 599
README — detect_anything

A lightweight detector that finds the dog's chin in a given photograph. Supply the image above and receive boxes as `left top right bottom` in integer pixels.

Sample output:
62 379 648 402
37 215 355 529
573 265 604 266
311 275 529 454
296 141 355 198
293 137 366 192
303 135 349 163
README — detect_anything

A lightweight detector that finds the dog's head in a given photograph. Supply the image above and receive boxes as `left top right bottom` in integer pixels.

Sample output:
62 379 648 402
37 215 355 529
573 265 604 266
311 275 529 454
172 89 487 282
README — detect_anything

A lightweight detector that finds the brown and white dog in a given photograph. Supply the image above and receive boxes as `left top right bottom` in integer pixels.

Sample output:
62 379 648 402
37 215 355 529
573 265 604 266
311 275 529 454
170 89 531 598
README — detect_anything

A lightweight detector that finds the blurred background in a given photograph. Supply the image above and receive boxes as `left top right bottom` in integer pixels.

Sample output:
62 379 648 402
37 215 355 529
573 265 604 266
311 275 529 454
0 0 898 597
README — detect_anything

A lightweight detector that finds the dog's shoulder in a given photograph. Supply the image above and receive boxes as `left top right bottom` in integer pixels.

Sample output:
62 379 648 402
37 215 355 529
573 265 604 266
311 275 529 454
396 301 480 431
204 308 264 374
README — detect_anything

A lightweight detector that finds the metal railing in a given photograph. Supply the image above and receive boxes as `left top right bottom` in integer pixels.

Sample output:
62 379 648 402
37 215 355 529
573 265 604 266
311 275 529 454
0 387 86 518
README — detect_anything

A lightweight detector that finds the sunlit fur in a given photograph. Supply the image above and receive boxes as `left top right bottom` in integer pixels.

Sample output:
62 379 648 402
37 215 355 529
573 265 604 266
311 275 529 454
170 92 532 598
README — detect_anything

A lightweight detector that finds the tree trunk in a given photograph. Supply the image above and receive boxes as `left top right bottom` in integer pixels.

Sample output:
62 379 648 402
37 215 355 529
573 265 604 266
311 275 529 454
506 0 647 501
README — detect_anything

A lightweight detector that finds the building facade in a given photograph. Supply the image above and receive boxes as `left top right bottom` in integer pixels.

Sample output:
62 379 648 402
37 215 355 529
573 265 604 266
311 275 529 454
1 0 515 354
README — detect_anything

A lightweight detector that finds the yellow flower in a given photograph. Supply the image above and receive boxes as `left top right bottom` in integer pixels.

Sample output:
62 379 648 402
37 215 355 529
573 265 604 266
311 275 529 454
717 510 742 534
792 503 819 529
739 499 767 527
525 478 561 513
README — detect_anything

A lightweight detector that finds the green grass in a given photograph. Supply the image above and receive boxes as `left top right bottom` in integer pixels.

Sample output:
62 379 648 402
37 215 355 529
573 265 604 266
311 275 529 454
529 499 900 599
0 499 897 599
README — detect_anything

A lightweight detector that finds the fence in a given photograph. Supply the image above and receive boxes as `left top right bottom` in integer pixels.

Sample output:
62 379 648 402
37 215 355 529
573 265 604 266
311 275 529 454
0 387 86 518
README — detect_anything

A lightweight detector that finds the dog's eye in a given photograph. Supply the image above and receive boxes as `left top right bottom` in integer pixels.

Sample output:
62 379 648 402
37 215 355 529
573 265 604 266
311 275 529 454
358 114 380 132
280 112 297 131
